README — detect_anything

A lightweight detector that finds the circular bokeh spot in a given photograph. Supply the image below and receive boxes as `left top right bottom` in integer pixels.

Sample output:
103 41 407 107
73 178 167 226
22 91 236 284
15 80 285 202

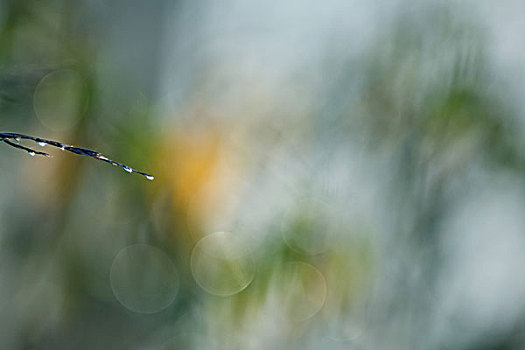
33 69 87 131
275 261 327 321
281 197 341 255
191 231 256 296
110 244 178 314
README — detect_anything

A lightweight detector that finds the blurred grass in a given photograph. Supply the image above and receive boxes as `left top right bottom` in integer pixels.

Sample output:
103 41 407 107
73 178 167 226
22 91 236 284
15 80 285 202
0 1 524 349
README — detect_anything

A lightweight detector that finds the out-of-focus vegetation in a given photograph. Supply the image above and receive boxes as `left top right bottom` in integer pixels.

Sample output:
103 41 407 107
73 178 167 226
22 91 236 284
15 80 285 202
1 0 525 349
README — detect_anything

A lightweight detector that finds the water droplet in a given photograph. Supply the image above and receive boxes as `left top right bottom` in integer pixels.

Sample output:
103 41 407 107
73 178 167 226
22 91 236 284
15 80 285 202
37 141 47 147
28 151 35 156
146 175 154 180
123 166 133 173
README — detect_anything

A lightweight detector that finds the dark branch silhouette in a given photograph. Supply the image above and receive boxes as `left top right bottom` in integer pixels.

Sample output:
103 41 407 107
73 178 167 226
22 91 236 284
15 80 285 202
0 132 154 180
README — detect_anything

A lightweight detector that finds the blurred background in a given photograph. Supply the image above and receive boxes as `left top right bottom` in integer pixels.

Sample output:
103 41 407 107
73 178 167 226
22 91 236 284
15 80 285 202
1 0 525 349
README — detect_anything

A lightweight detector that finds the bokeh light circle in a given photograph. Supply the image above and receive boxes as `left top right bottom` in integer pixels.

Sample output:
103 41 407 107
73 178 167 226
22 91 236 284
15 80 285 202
191 231 256 296
33 69 87 131
281 197 341 255
110 244 179 314
275 261 327 321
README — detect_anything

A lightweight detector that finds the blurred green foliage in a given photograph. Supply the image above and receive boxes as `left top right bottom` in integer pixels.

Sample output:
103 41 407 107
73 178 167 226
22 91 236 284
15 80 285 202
0 1 524 350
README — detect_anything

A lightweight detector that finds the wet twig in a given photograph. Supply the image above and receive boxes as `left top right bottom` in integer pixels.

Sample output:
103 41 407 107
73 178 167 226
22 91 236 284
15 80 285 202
0 132 154 180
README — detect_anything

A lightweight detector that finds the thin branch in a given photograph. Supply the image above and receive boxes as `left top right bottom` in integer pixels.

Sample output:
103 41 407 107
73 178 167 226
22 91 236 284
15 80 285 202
0 132 154 180
2 139 49 156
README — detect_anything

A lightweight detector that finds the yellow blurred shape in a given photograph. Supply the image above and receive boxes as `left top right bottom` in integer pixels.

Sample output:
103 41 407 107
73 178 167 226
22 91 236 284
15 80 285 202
160 125 222 208
157 120 246 241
